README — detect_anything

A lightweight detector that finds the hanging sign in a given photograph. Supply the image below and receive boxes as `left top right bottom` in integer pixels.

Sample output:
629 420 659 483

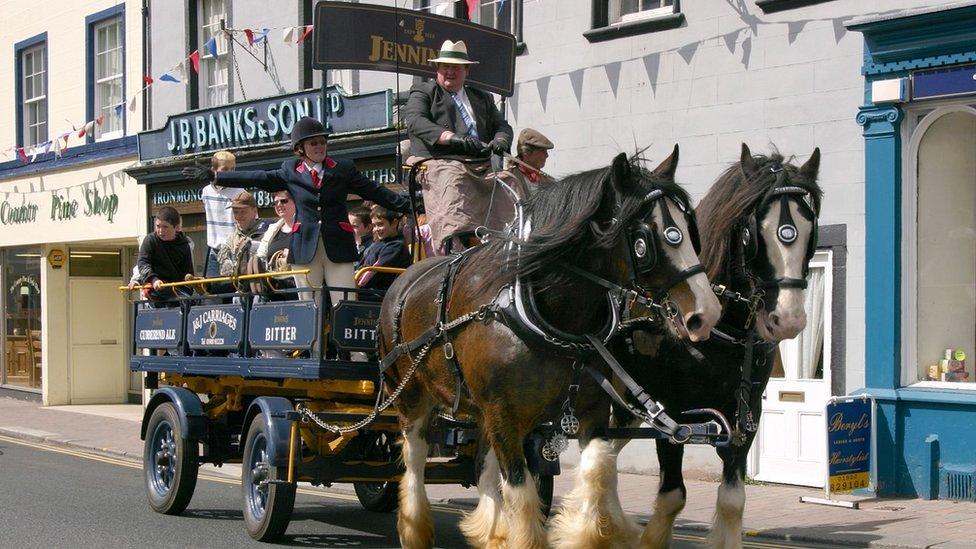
313 1 516 96
137 86 392 161
912 63 976 100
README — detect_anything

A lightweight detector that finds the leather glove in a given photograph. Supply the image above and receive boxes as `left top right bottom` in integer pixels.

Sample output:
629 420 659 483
182 164 215 182
487 138 508 156
450 135 488 157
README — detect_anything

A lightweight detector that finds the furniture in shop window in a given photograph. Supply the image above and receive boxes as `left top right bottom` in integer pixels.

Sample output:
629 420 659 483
27 330 41 387
4 335 30 381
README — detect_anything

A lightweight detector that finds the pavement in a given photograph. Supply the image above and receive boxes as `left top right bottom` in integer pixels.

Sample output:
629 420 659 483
1 396 974 549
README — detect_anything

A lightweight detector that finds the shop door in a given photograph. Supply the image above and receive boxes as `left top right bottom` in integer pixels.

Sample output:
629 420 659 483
750 251 833 487
68 252 126 403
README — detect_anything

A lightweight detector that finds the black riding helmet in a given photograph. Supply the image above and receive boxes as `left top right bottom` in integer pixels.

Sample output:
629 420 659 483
291 117 329 150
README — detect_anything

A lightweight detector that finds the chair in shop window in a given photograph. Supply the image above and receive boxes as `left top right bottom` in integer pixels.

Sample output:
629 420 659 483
27 330 41 387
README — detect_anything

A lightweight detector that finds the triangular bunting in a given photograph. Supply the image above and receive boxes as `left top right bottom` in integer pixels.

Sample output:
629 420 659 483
16 147 28 164
297 25 313 44
96 113 105 126
245 28 255 46
282 27 295 43
188 50 201 73
204 37 218 58
466 0 478 19
115 104 124 118
159 72 180 83
143 75 154 86
129 95 137 112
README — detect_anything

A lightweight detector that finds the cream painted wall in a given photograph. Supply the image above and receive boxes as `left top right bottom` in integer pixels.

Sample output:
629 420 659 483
0 0 144 150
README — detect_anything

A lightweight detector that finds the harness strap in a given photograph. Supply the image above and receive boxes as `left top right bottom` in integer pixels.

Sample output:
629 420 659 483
380 325 441 373
732 330 758 446
437 252 474 416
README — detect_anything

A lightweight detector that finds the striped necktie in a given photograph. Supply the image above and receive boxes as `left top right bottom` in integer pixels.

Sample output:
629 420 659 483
450 91 479 140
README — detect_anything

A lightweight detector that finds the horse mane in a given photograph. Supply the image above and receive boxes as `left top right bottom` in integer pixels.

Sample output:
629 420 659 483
696 150 823 284
481 154 691 289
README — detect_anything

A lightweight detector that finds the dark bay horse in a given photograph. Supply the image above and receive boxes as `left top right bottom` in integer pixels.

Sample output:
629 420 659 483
378 149 721 548
616 144 822 549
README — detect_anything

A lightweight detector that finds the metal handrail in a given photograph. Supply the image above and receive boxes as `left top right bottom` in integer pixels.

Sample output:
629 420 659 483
353 266 407 285
118 269 313 291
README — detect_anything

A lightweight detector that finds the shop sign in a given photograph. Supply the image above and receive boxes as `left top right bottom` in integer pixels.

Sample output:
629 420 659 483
313 2 516 96
187 304 245 350
826 398 872 493
1 189 119 226
330 300 380 352
134 309 183 349
47 249 65 269
8 275 40 297
137 86 393 162
150 185 275 209
912 63 976 100
249 301 318 349
0 198 40 225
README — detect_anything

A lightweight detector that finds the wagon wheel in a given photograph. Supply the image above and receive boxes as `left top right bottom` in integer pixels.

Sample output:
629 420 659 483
242 413 296 541
353 431 400 512
144 402 199 515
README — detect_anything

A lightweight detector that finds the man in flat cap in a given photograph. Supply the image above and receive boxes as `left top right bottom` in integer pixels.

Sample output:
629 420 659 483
404 39 514 254
510 128 555 196
216 190 270 277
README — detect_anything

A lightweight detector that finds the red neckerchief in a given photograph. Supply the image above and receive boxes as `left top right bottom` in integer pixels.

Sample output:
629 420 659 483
518 164 541 184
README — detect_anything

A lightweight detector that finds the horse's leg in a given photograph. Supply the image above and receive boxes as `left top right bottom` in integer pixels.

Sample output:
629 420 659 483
397 407 435 549
549 435 640 549
486 421 548 549
706 444 748 549
639 441 687 548
459 447 508 548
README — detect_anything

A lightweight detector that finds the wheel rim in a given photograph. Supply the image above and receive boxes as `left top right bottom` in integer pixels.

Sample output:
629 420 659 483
148 420 178 498
245 431 271 521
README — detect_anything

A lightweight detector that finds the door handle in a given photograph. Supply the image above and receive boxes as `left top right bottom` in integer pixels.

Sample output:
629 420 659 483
100 339 118 345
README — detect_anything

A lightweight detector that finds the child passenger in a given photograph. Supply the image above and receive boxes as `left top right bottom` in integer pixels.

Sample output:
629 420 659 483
201 150 239 277
130 206 195 304
356 205 412 297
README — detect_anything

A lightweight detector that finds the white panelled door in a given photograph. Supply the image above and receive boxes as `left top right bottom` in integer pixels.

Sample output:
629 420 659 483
749 250 833 487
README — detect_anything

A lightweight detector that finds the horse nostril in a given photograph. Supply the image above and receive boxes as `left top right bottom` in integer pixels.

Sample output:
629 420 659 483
768 312 781 328
686 313 703 333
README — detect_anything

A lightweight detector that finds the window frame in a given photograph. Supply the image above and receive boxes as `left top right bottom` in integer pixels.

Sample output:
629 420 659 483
457 0 526 55
14 33 48 149
197 0 231 108
86 5 126 143
584 0 683 43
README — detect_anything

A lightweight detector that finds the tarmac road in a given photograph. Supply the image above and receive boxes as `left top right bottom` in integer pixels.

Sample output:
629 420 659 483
0 434 833 548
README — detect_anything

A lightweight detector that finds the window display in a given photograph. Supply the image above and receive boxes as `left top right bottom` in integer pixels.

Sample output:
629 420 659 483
3 247 43 389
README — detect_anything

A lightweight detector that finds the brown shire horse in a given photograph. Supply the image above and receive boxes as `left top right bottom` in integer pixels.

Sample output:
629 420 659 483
614 144 822 549
378 149 721 548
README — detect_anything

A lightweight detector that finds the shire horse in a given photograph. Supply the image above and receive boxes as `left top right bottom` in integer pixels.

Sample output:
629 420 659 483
616 144 822 549
378 149 722 548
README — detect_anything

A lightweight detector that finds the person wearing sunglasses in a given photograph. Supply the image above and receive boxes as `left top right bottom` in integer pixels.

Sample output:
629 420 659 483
183 117 409 309
254 190 298 286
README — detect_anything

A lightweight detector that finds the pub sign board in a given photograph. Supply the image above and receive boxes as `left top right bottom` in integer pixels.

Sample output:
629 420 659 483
330 300 381 352
249 301 318 350
187 304 245 350
137 86 392 161
134 308 183 349
912 63 976 101
826 398 872 493
313 1 516 96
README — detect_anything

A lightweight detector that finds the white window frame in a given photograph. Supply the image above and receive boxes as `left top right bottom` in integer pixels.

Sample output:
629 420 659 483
198 0 230 107
475 0 516 34
611 0 675 25
900 101 976 390
21 44 47 147
94 17 124 141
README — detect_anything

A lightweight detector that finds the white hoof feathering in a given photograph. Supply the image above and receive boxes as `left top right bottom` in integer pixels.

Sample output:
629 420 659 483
549 440 640 549
460 450 508 548
502 467 549 549
707 480 745 549
397 424 433 549
639 487 686 549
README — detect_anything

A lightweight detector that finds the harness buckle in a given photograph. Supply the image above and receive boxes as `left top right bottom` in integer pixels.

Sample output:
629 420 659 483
443 341 455 360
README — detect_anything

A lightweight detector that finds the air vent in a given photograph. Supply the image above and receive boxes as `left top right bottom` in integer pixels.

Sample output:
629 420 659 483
940 465 976 502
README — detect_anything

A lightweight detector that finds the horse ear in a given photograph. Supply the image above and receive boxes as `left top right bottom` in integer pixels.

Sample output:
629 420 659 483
652 144 679 180
800 147 821 180
609 152 632 194
740 143 757 174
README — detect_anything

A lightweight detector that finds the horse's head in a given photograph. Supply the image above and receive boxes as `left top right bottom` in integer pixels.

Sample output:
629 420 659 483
599 148 721 342
700 144 822 342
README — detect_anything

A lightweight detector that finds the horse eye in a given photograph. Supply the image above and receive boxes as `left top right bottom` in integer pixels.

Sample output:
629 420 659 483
634 238 648 258
664 227 683 246
742 227 751 245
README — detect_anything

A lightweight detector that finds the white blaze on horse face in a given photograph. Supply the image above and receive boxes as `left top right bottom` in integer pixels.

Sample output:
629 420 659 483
758 199 811 341
657 199 721 342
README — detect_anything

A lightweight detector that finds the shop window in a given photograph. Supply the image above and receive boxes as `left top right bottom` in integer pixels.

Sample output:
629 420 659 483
3 248 43 390
87 8 125 141
15 34 48 148
69 250 122 277
910 108 976 387
585 0 683 43
198 0 231 107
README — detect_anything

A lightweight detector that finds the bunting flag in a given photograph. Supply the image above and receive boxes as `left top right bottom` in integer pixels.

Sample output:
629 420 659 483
245 28 255 46
498 0 507 14
188 50 201 73
16 147 28 164
77 125 87 138
128 95 137 112
254 28 270 43
466 0 478 19
60 132 71 154
159 72 180 83
297 25 313 44
41 141 53 154
282 26 295 43
96 113 105 126
143 75 154 86
204 37 218 58
83 120 95 135
114 104 124 119
29 146 39 162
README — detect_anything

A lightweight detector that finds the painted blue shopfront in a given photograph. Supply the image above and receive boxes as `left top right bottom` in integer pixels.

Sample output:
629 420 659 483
849 4 976 499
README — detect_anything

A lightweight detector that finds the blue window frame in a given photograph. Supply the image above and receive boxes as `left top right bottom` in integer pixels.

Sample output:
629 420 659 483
86 5 126 143
14 32 48 148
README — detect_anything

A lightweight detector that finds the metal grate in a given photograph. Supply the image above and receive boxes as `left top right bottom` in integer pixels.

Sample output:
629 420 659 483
940 466 976 502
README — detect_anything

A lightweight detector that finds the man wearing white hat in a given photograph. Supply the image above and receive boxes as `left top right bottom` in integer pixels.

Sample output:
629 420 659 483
404 39 514 254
